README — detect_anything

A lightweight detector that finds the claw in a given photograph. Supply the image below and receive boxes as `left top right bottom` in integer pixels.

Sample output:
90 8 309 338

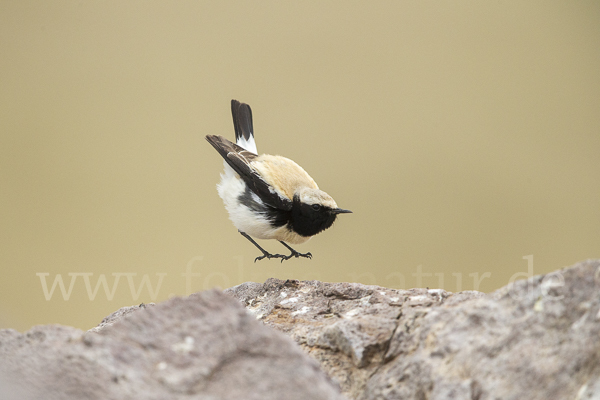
254 252 286 263
279 248 313 262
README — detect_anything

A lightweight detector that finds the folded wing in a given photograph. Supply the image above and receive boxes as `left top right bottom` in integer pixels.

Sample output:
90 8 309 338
205 135 292 211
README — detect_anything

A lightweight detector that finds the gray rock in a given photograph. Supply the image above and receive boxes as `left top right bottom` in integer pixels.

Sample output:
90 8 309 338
0 289 346 400
89 302 155 333
225 260 600 400
3 260 598 399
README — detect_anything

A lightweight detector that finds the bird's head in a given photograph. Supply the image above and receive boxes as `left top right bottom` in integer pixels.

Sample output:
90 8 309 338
290 188 352 237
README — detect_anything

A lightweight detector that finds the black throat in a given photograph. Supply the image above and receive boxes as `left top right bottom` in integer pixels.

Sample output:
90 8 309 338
289 194 337 237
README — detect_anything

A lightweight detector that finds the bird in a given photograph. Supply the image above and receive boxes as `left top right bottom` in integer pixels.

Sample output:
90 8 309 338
206 100 352 262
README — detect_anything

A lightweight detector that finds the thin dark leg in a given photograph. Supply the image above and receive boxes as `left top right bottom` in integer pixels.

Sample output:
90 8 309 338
278 241 312 262
238 231 285 262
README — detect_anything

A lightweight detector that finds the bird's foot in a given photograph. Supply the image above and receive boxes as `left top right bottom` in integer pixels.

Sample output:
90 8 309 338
280 250 312 263
277 241 312 262
254 251 287 263
238 231 287 263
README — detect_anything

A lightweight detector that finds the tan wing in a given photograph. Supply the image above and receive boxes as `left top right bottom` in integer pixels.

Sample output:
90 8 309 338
251 155 319 201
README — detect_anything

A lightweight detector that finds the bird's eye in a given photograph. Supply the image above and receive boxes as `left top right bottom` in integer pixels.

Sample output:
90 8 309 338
311 204 321 211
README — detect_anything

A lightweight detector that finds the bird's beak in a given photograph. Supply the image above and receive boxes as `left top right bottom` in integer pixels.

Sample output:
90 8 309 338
332 208 352 214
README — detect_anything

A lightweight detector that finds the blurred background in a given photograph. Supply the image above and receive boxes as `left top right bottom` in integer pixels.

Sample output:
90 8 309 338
1 1 599 331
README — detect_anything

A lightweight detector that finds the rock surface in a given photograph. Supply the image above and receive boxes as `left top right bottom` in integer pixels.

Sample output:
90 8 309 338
1 260 599 400
225 259 600 400
0 290 346 400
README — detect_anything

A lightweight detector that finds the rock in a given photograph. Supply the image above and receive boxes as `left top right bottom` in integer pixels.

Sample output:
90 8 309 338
3 260 599 399
0 290 346 400
225 260 600 400
88 302 155 333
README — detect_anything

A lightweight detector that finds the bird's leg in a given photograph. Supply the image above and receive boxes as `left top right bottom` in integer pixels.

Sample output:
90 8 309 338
238 231 285 262
278 241 312 262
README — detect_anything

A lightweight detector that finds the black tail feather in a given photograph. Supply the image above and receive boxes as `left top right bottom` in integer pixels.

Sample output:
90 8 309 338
231 100 254 143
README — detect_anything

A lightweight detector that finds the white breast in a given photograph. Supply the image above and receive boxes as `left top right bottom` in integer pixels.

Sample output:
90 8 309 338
217 162 276 240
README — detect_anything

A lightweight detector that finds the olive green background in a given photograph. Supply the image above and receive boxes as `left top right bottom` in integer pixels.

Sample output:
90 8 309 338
1 1 599 331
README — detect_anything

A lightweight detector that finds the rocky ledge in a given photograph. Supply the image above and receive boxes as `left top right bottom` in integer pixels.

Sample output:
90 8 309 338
1 260 599 399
